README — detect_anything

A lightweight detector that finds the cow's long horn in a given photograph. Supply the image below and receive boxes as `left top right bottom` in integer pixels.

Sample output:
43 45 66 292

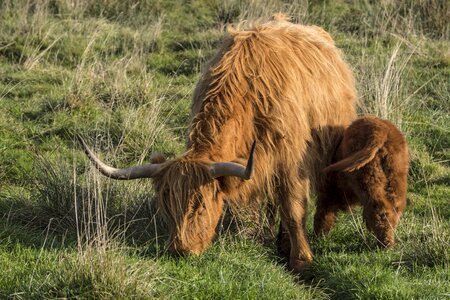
78 136 162 180
209 141 256 180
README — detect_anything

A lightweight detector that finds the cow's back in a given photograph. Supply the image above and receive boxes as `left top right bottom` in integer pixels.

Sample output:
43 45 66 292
189 17 358 199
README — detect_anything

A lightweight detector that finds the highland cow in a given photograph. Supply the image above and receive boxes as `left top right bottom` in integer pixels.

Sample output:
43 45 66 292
79 15 357 273
314 116 409 247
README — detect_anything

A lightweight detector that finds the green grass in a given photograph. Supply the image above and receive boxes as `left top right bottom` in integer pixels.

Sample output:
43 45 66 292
1 0 449 298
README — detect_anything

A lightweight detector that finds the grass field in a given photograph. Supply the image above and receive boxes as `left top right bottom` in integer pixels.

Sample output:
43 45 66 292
0 0 449 298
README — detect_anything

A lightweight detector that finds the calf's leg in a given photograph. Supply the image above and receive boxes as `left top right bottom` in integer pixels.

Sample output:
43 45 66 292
314 201 339 236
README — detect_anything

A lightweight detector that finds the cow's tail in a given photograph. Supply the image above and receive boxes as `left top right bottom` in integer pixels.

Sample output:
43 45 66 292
323 130 388 173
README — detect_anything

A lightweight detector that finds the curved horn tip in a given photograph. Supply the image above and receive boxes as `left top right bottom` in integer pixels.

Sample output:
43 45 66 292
76 134 85 143
76 134 89 151
207 141 257 180
76 135 163 180
243 140 256 180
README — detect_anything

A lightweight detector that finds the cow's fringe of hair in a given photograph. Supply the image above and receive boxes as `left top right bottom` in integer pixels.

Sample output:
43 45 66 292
152 159 220 244
154 159 210 224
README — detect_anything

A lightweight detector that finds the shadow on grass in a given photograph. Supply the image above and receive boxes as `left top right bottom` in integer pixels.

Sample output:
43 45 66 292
0 192 168 254
0 201 77 250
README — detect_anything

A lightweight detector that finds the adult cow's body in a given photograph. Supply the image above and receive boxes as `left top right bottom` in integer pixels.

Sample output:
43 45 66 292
81 16 357 273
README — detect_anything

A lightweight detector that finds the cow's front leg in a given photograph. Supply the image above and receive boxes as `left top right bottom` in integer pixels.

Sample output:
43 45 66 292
279 187 313 274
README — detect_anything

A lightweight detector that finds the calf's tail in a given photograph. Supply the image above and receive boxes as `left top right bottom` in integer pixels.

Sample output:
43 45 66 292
323 130 388 173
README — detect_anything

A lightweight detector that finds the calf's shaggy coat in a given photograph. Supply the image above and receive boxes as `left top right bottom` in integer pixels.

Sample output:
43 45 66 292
80 15 358 273
314 116 409 247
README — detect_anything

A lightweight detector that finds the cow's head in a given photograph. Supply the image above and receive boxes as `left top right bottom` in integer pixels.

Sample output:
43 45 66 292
79 137 255 255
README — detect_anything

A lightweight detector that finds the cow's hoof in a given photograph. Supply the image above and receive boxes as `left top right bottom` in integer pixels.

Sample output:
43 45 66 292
289 258 312 274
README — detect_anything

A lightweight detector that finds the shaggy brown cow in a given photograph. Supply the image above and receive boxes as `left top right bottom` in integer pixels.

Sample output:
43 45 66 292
314 116 409 247
79 15 357 273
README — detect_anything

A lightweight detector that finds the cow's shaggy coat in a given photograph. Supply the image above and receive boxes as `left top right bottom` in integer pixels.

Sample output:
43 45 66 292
314 116 409 247
81 15 358 273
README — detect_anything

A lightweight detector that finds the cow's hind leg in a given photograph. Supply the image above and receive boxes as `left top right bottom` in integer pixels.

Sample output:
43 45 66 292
277 197 339 259
278 178 313 274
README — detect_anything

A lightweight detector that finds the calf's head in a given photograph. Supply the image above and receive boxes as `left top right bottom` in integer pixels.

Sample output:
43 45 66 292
79 137 255 255
363 202 404 248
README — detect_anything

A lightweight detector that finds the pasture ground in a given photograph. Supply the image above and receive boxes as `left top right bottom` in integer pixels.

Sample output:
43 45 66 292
0 0 449 298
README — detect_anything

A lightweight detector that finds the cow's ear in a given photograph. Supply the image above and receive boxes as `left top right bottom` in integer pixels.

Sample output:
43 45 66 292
150 153 166 164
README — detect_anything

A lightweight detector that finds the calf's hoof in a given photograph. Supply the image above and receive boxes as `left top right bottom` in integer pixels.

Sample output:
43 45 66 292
377 238 395 248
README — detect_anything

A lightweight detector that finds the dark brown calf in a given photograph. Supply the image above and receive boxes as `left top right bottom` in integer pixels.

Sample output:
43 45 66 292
277 116 408 257
313 116 409 247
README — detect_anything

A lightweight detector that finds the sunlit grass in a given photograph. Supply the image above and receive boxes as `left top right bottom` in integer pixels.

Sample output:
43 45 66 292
0 0 448 298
